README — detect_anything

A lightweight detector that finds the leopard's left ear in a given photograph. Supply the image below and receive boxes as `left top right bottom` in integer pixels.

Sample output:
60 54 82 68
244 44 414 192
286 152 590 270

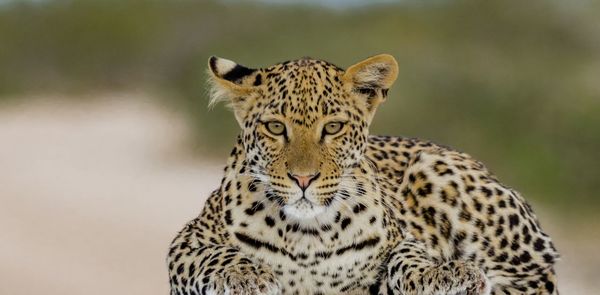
207 56 263 126
343 54 398 122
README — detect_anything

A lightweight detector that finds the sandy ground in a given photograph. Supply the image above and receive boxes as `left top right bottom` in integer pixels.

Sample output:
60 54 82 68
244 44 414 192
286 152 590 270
0 94 597 295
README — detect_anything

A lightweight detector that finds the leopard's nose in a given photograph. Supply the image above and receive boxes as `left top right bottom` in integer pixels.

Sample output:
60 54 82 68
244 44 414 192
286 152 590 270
287 172 320 191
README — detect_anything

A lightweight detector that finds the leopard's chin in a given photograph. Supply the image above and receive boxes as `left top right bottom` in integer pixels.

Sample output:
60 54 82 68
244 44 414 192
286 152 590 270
283 197 326 220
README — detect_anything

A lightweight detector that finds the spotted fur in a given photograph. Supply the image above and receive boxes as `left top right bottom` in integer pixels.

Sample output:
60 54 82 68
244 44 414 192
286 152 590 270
167 55 559 295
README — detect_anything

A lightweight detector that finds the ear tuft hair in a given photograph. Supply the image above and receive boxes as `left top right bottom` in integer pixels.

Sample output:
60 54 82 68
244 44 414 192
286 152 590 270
206 71 230 109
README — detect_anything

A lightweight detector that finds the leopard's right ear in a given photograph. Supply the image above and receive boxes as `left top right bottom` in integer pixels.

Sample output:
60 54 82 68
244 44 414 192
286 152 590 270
207 56 263 124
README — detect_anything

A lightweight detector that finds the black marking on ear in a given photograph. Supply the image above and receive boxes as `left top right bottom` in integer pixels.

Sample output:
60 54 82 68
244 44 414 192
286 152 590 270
356 87 377 97
209 56 218 74
222 64 255 83
381 88 389 97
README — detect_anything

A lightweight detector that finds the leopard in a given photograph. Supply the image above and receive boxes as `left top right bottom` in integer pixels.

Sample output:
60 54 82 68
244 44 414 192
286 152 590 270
167 54 560 295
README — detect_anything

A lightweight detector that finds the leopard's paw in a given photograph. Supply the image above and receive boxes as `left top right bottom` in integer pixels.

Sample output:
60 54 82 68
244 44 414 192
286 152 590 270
439 261 491 295
216 263 281 295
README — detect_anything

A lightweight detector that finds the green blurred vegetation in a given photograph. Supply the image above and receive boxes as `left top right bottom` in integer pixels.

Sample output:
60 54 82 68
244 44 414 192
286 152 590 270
0 0 599 214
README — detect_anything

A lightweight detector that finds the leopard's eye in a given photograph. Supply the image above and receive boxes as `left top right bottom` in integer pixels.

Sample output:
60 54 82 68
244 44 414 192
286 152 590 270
323 122 344 135
265 121 286 136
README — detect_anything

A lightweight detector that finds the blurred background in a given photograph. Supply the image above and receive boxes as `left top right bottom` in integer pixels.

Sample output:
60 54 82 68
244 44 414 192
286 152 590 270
0 0 598 294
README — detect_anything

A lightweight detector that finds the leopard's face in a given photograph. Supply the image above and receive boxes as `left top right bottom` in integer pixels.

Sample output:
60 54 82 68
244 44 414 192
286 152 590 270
208 55 398 220
246 68 369 219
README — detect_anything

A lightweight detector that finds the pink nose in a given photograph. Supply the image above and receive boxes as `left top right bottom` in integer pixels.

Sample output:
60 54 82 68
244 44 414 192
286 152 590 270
287 172 320 191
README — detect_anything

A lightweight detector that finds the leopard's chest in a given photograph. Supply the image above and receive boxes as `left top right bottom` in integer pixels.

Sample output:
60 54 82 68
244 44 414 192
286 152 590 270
241 233 386 294
229 205 388 294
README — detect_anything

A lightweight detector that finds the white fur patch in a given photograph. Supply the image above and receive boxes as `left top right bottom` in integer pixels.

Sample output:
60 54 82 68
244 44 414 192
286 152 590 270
283 198 325 220
214 58 237 75
207 75 230 108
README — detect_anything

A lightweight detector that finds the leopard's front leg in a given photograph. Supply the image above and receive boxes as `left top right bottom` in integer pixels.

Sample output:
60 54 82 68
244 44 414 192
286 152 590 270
167 219 280 295
386 237 491 295
167 193 280 295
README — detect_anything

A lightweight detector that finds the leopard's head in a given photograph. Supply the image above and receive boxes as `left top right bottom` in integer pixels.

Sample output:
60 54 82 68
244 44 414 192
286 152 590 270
208 55 398 220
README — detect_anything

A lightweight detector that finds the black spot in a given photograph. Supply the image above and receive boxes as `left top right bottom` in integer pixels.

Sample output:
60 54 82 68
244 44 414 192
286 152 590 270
224 209 233 225
416 183 433 196
368 282 380 295
533 238 546 251
334 211 341 223
495 252 509 263
341 218 352 230
244 201 265 215
500 238 508 249
508 214 520 229
352 203 367 214
279 210 287 221
264 216 275 227
480 186 493 197
520 251 532 263
498 200 507 208
248 181 258 192
253 73 262 86
545 281 555 293
543 253 555 263
408 173 416 183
